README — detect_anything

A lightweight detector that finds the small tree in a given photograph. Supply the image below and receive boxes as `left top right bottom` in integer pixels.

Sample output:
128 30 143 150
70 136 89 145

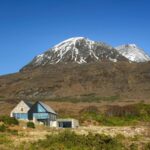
27 122 35 128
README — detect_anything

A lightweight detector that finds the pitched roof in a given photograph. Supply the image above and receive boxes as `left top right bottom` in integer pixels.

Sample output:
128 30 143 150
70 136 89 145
38 101 57 114
23 100 33 108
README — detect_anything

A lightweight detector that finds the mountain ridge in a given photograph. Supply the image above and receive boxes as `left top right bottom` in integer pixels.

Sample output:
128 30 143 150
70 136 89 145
22 37 150 71
22 37 128 70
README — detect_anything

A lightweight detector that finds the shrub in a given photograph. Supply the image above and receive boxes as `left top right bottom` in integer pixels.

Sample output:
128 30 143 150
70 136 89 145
26 130 125 150
27 122 35 128
145 142 150 150
130 143 138 150
0 116 19 125
0 124 7 132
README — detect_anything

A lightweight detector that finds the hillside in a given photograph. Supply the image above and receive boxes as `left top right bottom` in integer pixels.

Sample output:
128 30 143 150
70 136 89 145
1 62 150 102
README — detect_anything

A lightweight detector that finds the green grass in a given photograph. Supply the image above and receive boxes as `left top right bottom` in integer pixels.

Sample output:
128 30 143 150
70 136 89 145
97 116 139 126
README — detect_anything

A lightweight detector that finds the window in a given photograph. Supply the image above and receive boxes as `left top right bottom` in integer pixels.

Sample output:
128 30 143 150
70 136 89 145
21 108 23 112
13 113 27 119
37 104 46 112
58 121 72 128
33 113 49 119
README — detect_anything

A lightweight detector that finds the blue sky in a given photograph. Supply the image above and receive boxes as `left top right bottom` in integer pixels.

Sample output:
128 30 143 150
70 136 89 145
0 0 150 75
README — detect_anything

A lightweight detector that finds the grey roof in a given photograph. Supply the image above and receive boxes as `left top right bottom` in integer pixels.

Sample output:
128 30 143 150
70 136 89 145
39 101 57 114
23 101 33 108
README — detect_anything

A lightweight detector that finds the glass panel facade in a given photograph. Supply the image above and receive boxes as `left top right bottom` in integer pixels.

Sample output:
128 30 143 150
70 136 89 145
37 104 46 112
13 113 28 119
33 113 49 119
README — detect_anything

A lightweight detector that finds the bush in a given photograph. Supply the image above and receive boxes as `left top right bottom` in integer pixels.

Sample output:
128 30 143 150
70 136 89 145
27 122 35 128
145 142 150 150
0 124 7 132
0 116 19 125
26 130 125 150
130 143 138 150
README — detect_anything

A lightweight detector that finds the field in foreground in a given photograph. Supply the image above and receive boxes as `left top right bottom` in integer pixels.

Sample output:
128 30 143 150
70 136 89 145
0 101 150 149
0 119 150 150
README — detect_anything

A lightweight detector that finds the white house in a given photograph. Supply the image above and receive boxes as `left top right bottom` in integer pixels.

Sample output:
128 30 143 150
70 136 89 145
10 100 32 120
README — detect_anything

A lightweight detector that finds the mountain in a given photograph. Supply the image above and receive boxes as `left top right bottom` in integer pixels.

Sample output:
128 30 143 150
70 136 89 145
1 37 150 103
22 37 128 70
115 44 150 62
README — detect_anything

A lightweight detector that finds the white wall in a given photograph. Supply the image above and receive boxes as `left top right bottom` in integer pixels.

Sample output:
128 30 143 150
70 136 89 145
10 100 30 119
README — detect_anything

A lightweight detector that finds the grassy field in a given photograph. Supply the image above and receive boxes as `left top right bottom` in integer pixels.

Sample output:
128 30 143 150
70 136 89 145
0 116 150 150
0 125 150 150
0 102 150 149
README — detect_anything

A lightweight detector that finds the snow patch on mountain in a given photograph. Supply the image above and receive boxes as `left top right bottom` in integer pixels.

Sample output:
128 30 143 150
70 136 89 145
115 44 150 62
50 37 96 63
35 54 44 65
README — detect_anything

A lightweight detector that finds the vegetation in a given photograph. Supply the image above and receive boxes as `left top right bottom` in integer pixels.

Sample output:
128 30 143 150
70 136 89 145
27 122 35 128
57 103 150 126
145 142 150 150
0 134 11 145
0 124 7 132
79 103 150 126
0 116 19 125
0 114 150 150
0 129 150 150
18 130 125 150
0 115 18 138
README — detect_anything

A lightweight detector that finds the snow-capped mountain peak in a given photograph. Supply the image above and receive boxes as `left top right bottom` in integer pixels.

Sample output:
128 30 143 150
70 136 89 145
115 44 150 62
23 37 127 69
53 37 89 49
52 37 95 56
